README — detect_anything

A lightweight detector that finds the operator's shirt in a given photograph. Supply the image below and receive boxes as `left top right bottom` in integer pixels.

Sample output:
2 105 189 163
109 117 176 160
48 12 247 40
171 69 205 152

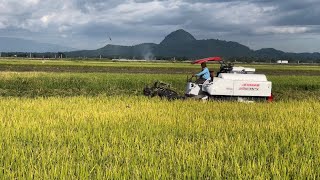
196 67 211 80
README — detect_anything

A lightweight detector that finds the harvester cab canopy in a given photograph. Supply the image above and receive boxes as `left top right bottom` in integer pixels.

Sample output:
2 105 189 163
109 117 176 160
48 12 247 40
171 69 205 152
192 57 255 75
191 57 222 64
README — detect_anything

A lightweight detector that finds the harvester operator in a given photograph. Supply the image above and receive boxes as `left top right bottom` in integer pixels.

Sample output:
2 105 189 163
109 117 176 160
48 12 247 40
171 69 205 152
192 62 211 84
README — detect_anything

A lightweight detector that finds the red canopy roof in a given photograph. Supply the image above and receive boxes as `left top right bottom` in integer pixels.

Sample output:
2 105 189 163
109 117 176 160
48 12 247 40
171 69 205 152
192 57 222 64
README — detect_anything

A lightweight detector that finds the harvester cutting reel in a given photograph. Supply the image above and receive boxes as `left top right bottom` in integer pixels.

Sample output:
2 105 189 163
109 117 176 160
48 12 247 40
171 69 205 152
143 81 185 100
143 79 210 101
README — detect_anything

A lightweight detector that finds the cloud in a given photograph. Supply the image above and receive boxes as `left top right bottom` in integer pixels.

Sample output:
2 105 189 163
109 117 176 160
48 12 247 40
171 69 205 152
255 26 311 34
0 0 319 52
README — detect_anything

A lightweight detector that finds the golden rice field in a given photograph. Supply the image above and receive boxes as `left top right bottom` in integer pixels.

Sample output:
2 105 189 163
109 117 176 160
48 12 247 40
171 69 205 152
0 59 319 178
0 96 319 179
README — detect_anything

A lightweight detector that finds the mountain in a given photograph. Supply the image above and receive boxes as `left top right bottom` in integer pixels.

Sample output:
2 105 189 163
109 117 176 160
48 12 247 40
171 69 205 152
253 48 320 62
66 29 253 59
67 43 157 59
0 37 76 52
254 48 287 59
155 29 197 57
63 30 320 62
159 29 196 45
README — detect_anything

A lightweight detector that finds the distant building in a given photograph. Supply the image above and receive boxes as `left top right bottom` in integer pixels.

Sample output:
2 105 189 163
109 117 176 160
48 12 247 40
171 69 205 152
277 60 289 64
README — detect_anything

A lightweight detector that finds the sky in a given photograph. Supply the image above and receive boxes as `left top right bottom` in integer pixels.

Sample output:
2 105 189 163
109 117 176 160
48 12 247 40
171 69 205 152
0 0 320 53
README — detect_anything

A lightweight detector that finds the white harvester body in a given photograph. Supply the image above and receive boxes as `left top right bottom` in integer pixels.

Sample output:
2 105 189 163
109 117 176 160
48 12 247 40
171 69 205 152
186 69 272 100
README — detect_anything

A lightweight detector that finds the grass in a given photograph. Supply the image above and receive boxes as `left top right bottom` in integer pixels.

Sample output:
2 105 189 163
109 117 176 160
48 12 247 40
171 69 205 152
0 58 202 68
0 58 319 74
0 96 319 179
269 76 320 101
0 72 319 100
0 72 182 97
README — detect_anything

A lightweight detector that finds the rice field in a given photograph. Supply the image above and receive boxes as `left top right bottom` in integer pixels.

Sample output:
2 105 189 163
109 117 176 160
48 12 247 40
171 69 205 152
0 59 319 178
0 58 319 75
0 96 319 179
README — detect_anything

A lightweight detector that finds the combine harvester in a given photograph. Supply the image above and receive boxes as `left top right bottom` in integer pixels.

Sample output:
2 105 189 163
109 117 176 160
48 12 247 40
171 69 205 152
144 57 273 102
185 57 273 102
